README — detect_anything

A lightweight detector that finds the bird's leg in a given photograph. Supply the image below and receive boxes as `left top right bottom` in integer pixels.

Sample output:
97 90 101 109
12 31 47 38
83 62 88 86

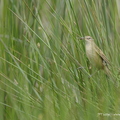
88 70 99 78
77 66 85 69
77 65 98 78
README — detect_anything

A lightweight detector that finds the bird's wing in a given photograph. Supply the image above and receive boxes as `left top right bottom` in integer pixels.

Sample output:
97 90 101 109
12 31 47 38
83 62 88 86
94 43 110 65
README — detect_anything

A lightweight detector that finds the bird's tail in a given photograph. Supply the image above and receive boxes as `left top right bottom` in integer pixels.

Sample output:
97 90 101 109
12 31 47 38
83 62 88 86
104 66 112 76
104 66 117 85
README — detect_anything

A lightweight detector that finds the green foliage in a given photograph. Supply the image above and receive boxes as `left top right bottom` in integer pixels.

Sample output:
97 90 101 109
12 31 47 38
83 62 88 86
0 0 120 119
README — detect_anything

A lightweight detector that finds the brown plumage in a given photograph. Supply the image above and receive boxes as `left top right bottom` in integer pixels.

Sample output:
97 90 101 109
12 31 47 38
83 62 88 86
80 36 111 75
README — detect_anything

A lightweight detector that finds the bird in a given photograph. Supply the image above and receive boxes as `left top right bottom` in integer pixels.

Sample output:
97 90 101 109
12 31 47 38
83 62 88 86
80 36 111 76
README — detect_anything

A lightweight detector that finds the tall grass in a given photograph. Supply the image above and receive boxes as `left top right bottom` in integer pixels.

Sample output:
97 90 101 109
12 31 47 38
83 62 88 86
0 0 120 120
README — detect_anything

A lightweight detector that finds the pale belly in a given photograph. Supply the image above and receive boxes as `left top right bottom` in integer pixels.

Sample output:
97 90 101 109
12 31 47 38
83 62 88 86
86 44 103 69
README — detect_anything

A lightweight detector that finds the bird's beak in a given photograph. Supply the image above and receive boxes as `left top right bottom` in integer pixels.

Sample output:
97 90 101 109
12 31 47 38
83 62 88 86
80 37 85 40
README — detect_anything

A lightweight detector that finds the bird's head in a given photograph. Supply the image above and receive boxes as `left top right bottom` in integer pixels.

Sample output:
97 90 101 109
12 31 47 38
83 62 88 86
80 36 94 43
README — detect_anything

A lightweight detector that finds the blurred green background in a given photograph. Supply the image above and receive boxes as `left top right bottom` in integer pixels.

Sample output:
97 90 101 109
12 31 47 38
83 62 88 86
0 0 120 120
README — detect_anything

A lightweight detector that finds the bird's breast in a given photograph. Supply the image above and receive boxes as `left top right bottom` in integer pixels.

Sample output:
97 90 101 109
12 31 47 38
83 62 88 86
85 43 103 69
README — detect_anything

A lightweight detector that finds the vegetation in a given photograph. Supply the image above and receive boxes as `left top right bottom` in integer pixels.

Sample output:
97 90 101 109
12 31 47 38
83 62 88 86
0 0 120 119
